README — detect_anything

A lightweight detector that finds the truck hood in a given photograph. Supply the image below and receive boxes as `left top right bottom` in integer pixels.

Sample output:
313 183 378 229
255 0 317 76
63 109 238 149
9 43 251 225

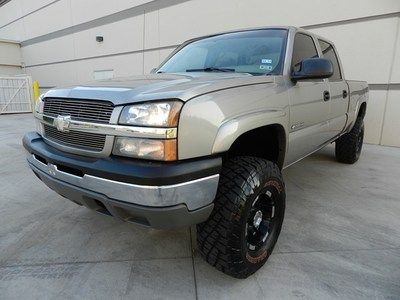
44 73 276 105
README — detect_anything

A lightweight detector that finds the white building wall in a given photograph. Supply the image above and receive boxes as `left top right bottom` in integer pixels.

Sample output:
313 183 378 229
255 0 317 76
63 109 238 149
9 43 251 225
0 39 22 75
0 0 399 146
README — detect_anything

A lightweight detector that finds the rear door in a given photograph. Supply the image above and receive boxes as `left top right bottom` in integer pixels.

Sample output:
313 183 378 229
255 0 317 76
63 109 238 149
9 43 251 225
317 40 349 138
286 33 331 165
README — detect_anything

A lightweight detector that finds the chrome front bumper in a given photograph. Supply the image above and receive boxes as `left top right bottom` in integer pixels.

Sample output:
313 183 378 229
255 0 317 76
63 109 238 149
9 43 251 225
27 153 219 211
23 132 222 228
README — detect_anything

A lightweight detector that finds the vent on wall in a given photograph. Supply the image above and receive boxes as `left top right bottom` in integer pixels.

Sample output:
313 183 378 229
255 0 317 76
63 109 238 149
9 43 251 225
93 69 114 80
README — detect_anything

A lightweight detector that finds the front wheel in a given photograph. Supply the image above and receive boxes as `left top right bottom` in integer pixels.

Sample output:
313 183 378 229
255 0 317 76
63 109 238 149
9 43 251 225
335 117 364 164
196 156 285 278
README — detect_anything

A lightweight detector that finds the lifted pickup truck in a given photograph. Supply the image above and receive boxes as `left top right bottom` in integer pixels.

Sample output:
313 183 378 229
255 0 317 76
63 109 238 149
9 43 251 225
23 26 368 278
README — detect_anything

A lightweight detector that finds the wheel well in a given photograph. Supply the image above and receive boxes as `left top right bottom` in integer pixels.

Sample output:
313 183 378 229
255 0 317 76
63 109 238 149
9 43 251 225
227 124 286 169
358 102 367 119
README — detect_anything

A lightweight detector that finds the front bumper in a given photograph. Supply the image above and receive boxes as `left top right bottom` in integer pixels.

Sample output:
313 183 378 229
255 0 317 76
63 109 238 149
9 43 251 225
23 132 221 228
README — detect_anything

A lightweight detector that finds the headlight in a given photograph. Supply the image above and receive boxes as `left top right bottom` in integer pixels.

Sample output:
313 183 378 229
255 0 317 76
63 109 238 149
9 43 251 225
35 94 44 113
119 101 183 127
115 101 182 161
113 137 177 161
35 94 45 135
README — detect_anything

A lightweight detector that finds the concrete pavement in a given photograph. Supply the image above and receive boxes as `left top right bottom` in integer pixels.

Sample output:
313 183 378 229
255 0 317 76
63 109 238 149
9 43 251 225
1 114 399 299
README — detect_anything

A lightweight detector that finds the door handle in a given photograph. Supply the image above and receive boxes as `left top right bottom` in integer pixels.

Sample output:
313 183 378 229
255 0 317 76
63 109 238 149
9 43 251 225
323 91 330 101
342 90 348 98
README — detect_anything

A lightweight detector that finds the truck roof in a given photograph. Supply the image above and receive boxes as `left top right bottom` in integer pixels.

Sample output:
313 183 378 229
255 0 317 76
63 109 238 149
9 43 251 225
185 26 334 46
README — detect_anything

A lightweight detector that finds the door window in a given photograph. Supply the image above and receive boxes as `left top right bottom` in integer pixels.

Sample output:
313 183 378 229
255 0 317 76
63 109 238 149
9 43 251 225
291 33 319 73
318 40 342 80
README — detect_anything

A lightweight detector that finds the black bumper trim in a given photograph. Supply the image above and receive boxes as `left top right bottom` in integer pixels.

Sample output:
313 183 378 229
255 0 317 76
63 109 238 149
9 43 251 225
23 132 222 186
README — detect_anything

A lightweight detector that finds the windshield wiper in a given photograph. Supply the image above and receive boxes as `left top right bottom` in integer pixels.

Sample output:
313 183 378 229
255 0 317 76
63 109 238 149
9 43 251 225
186 67 235 73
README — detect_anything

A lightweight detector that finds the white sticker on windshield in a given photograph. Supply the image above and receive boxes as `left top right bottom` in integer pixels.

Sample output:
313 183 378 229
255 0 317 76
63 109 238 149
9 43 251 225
261 59 273 64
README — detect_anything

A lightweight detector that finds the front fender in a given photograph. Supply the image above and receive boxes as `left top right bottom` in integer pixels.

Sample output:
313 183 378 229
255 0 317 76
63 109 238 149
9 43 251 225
211 109 288 154
177 82 290 160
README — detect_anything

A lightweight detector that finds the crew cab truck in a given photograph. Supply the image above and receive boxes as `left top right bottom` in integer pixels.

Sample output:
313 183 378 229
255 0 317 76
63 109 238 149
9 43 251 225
23 26 368 278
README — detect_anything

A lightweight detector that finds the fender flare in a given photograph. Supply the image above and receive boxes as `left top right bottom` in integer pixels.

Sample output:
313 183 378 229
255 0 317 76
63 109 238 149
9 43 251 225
211 108 288 155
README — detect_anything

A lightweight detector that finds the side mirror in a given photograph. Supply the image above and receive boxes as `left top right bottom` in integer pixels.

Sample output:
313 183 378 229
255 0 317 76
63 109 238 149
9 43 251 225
291 58 333 81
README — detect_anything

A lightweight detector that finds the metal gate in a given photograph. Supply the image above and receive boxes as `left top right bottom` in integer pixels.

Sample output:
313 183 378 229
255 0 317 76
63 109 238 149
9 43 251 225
0 76 34 114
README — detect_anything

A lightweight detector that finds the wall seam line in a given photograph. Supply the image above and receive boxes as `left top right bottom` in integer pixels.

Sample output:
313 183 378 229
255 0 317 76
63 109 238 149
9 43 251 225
23 45 179 68
0 0 62 30
302 11 400 30
379 16 400 145
19 0 191 47
14 8 400 48
142 10 146 75
68 0 77 83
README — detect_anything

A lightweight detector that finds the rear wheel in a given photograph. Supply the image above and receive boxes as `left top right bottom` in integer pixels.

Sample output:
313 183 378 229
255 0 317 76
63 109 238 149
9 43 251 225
335 117 364 164
196 156 285 278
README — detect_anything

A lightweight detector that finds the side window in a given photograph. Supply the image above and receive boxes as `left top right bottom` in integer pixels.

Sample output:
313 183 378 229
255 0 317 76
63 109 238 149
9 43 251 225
318 40 342 80
291 33 318 73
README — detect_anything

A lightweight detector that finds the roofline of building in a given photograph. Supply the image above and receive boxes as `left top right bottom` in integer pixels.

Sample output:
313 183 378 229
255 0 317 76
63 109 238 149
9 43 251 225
0 38 21 44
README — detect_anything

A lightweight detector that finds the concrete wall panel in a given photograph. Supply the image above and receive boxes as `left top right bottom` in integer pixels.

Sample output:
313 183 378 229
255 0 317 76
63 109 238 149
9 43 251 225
70 0 150 25
19 0 55 15
22 0 72 39
0 0 22 28
381 90 400 147
158 0 400 47
144 9 159 49
73 15 144 59
21 35 74 66
73 53 143 83
26 62 76 86
364 90 387 145
0 20 25 41
310 17 399 84
0 65 22 75
389 20 400 83
144 50 159 74
0 41 21 65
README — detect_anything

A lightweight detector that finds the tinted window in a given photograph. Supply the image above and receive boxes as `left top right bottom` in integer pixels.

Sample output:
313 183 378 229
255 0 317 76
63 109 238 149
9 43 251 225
318 40 342 80
291 33 318 72
158 29 288 76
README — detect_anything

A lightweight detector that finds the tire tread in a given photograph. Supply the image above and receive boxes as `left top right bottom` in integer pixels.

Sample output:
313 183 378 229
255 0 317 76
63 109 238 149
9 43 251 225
335 117 364 164
197 156 284 278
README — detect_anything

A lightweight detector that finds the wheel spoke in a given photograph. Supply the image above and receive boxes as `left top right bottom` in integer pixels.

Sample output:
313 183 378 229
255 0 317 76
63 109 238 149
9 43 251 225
246 191 277 253
248 221 269 248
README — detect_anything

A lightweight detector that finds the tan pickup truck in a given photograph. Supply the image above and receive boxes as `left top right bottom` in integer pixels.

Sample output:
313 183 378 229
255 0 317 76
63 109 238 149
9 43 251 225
23 26 368 278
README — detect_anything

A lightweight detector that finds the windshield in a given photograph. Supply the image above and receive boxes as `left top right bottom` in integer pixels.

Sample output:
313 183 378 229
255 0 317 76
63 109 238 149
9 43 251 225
158 29 288 76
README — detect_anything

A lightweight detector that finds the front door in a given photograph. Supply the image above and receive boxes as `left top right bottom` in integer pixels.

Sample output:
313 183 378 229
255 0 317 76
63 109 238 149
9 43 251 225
286 33 331 166
318 39 349 138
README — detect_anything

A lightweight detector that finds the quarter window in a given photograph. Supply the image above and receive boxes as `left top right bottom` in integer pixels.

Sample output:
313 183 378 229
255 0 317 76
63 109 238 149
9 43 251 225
291 33 318 73
318 40 342 80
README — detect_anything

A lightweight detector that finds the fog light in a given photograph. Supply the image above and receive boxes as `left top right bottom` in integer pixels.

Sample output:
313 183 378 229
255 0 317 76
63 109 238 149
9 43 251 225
113 137 177 161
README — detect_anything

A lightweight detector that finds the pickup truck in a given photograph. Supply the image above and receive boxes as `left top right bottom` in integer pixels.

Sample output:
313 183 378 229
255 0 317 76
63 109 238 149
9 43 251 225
23 26 368 278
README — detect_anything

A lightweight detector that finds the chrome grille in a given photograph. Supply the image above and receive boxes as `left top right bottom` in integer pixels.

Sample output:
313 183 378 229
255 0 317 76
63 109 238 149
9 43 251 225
43 98 114 124
44 125 106 152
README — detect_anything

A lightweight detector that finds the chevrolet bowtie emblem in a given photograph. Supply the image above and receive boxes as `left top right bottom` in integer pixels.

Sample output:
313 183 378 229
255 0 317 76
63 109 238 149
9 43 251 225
54 115 71 132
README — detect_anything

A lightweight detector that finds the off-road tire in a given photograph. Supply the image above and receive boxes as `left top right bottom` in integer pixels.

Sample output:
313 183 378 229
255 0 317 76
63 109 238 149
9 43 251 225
335 117 364 164
196 156 285 278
